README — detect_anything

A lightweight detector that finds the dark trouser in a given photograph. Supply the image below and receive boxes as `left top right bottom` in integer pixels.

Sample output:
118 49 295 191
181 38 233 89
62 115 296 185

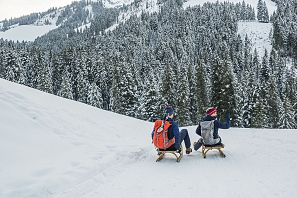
194 137 222 151
164 129 191 151
178 129 191 149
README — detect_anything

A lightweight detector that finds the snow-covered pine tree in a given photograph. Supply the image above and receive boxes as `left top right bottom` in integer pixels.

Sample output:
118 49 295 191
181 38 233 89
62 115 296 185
18 50 29 85
187 63 198 124
4 50 19 83
211 57 236 125
57 70 73 100
110 64 121 114
266 77 282 128
176 63 191 126
110 60 138 117
138 70 161 121
251 85 267 128
257 0 269 23
160 63 176 108
86 82 103 108
36 51 53 94
279 93 295 129
195 60 208 121
74 49 89 103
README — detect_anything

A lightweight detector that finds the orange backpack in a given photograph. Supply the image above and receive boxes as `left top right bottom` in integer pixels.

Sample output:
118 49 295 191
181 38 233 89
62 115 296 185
153 120 175 149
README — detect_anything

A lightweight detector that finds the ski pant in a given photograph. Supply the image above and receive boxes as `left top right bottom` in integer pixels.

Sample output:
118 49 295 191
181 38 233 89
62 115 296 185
194 137 222 151
178 129 191 149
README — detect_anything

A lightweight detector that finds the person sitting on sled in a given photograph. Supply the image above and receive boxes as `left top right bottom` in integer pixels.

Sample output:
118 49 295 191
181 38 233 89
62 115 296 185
193 107 230 151
152 106 192 154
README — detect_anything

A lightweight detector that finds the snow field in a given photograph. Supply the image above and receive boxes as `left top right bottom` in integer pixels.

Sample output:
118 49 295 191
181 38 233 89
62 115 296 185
0 24 58 42
238 21 273 57
0 78 297 198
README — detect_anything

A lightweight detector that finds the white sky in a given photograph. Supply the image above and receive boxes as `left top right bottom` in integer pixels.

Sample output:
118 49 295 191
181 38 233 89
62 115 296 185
0 0 77 21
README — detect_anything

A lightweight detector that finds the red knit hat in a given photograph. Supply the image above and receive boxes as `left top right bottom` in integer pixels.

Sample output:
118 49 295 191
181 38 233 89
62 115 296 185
206 107 217 116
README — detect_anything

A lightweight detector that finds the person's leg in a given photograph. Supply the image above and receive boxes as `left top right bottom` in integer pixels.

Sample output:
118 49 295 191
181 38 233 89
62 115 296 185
194 138 203 151
179 129 191 149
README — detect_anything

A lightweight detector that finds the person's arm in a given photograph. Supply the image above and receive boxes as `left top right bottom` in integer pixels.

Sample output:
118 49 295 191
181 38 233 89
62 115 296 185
172 123 180 150
196 123 201 136
216 112 230 129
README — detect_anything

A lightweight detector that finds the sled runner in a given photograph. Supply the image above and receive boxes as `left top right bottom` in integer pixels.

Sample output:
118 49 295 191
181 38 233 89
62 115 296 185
156 147 183 162
202 143 226 158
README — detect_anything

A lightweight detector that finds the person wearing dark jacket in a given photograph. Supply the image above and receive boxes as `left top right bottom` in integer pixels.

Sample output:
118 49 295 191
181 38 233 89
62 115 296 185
194 107 230 151
152 106 192 154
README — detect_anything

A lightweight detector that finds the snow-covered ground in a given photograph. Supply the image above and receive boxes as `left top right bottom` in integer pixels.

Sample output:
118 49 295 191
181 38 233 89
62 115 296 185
1 77 297 198
101 0 134 8
105 0 159 33
184 0 277 16
0 8 62 42
238 21 273 57
0 24 58 42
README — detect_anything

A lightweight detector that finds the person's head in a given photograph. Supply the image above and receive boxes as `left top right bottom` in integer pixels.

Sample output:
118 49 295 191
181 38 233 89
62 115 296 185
206 107 217 117
165 106 174 119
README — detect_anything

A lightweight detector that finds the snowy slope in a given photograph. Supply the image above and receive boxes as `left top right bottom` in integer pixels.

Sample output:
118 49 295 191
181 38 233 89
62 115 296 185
0 24 58 42
100 0 135 8
184 0 277 58
238 21 273 57
0 0 136 41
1 78 297 198
105 0 159 33
0 8 63 42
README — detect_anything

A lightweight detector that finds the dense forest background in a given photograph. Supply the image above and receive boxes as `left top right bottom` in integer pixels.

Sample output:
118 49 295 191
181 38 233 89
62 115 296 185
0 0 296 128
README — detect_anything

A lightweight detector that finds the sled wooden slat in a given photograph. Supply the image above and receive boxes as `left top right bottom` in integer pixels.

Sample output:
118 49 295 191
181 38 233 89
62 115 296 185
156 147 183 162
202 144 226 158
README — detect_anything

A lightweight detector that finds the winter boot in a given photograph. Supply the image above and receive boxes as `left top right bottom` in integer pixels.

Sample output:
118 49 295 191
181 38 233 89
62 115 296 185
194 141 202 151
186 148 192 154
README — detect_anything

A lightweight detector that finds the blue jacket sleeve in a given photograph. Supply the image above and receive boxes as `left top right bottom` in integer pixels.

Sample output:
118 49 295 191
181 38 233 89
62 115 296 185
151 130 154 139
172 122 180 150
216 112 230 129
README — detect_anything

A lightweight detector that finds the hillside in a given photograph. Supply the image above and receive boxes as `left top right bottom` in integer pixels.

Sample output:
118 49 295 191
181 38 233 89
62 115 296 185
0 0 277 42
184 0 277 16
0 78 296 198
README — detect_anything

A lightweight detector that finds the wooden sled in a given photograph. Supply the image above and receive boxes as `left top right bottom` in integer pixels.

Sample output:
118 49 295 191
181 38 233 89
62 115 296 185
156 147 183 162
202 144 226 158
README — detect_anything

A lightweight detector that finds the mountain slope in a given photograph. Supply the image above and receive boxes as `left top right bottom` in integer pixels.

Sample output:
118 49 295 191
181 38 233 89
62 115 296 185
0 0 278 42
184 0 277 16
0 78 297 198
0 0 125 42
0 78 151 197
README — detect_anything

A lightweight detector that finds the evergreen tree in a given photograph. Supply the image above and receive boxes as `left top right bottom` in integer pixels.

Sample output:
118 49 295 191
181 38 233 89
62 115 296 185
251 85 267 128
139 72 161 121
110 61 138 117
110 64 121 114
36 51 53 93
195 61 208 120
211 58 236 125
279 94 295 129
187 64 198 124
160 63 176 107
87 82 103 108
5 50 19 83
257 0 269 23
57 70 73 100
176 64 191 126
266 77 281 128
